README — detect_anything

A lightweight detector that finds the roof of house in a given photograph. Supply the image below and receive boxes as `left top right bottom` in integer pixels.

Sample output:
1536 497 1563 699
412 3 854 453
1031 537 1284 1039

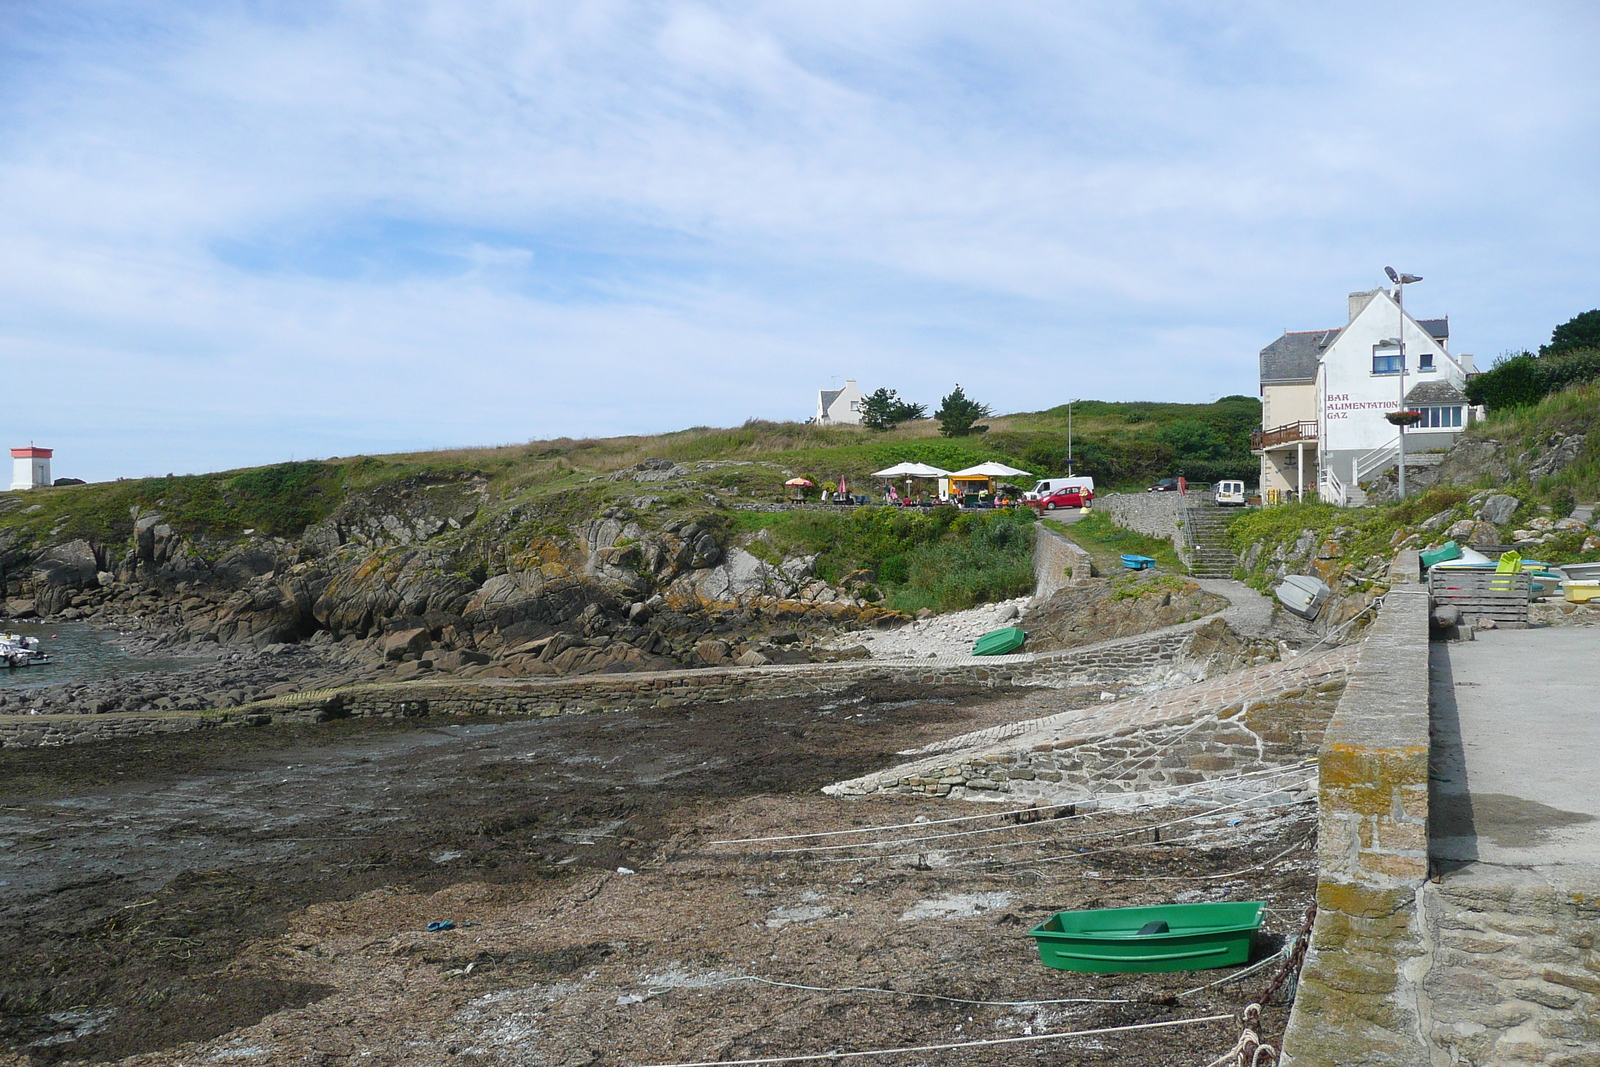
1405 379 1468 405
1260 328 1340 383
818 388 844 413
1260 312 1450 386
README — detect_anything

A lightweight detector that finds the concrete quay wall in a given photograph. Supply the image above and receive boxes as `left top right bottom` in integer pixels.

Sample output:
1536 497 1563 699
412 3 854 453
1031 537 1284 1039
1421 874 1600 1064
1281 554 1433 1066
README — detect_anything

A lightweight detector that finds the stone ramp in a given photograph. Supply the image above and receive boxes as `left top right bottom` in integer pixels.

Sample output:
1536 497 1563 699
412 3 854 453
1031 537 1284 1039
825 643 1356 802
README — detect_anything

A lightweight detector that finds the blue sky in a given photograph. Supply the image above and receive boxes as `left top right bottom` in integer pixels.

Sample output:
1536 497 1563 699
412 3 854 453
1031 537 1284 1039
3 1 1597 481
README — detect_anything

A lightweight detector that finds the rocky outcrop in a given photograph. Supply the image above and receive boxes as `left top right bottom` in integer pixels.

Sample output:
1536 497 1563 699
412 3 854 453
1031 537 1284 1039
0 469 898 679
1023 574 1225 653
1372 431 1589 499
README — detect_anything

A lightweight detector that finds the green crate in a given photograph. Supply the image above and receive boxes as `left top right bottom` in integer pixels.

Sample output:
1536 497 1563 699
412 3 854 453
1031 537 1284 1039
1028 901 1264 973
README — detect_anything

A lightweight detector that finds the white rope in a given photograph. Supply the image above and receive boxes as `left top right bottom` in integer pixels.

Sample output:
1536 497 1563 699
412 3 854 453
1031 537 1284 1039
1082 827 1316 882
640 947 1292 1011
643 973 1134 1006
955 794 1316 870
709 761 1313 847
762 764 1317 855
803 789 1313 866
624 1013 1234 1067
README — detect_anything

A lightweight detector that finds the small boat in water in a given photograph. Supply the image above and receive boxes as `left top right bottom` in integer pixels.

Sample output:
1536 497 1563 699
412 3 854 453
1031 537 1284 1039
0 632 52 669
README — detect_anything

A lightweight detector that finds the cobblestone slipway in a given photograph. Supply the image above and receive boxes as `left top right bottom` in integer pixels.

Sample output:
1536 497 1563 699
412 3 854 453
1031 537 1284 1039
826 579 1355 805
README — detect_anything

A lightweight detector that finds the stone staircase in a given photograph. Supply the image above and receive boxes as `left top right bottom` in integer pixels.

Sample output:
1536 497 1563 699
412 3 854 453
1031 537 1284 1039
1182 500 1239 579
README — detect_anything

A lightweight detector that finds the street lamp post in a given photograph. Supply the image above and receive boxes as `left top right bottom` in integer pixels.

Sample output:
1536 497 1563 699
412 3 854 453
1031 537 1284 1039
1067 399 1079 474
1384 267 1423 500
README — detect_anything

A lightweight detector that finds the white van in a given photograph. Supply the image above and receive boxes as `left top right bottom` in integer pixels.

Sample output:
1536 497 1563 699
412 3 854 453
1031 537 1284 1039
1214 480 1248 507
1024 476 1095 501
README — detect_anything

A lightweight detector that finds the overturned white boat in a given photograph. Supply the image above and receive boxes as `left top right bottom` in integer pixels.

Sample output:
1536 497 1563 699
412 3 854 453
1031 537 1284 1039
0 632 52 669
1274 574 1331 621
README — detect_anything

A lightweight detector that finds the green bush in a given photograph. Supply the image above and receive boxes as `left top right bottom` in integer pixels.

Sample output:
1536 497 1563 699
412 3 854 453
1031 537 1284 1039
1467 348 1600 411
889 509 1037 613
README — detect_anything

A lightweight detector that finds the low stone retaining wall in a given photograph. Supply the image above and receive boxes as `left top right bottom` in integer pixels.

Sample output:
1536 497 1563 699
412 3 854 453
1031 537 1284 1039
0 709 269 747
1032 524 1094 599
1281 553 1432 1066
0 626 1202 747
1098 492 1181 542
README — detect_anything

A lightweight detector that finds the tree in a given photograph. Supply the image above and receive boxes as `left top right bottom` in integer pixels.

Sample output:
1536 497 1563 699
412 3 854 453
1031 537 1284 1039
934 385 993 437
1543 309 1600 356
859 388 928 432
1464 352 1543 410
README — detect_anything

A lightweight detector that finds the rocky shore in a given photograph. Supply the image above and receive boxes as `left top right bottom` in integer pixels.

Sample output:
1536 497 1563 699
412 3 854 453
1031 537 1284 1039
0 464 924 716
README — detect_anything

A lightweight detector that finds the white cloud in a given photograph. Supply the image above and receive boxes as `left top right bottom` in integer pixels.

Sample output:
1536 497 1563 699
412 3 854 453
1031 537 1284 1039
1 1 1597 479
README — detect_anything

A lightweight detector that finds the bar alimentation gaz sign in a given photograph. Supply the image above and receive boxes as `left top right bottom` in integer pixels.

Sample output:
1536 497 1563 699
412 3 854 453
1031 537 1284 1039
1323 395 1392 421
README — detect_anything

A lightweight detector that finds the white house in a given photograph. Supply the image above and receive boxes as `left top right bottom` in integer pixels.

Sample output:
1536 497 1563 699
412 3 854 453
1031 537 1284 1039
9 446 52 491
815 379 865 426
1255 288 1475 503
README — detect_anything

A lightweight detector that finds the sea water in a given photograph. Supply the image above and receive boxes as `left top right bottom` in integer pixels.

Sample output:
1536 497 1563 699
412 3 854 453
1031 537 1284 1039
0 620 192 692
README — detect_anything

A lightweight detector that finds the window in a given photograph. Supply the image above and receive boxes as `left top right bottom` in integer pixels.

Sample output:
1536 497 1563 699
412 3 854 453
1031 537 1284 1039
1417 406 1463 428
1373 348 1403 375
1419 352 1435 371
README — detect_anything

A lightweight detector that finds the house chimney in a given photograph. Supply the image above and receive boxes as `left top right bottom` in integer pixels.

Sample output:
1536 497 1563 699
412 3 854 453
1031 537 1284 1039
1348 289 1380 323
1459 353 1476 375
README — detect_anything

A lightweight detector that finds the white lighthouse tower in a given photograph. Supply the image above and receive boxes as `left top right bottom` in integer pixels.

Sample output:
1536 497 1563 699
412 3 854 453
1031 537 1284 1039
10 446 52 491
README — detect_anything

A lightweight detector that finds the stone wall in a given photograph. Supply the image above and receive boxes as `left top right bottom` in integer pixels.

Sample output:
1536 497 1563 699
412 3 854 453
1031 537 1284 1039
1281 552 1432 1066
1032 524 1094 600
1098 492 1181 542
1422 874 1600 1064
0 627 1201 747
0 709 269 747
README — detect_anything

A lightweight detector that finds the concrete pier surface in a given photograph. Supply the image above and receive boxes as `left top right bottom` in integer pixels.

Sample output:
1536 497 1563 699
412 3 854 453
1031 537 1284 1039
1423 627 1600 1065
1431 627 1600 885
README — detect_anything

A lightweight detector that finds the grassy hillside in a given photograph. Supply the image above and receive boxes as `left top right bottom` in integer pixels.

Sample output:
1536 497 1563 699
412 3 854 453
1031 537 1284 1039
0 396 1261 549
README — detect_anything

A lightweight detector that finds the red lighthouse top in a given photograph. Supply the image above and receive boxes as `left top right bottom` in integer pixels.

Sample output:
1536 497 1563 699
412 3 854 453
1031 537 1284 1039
11 447 53 458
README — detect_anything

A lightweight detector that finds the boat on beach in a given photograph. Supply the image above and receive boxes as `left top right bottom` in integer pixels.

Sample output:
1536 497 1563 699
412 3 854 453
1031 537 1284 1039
0 632 53 669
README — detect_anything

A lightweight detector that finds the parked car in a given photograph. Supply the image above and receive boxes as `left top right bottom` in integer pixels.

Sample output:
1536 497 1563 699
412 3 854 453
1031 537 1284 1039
1214 480 1248 507
1030 488 1090 511
1023 476 1095 501
1149 478 1181 492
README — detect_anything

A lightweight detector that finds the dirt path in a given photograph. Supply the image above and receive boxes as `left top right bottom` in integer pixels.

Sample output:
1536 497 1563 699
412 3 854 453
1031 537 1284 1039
0 682 1315 1065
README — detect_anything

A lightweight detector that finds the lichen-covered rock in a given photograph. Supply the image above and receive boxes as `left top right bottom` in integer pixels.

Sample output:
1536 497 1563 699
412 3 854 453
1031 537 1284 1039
1479 494 1520 526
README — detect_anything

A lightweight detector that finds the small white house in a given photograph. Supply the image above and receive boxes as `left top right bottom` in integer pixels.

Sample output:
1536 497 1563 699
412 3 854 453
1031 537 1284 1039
1255 288 1475 503
815 379 865 426
10 446 53 491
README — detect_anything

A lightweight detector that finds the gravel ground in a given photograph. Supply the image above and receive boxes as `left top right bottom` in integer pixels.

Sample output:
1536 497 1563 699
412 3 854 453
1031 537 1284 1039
822 597 1036 660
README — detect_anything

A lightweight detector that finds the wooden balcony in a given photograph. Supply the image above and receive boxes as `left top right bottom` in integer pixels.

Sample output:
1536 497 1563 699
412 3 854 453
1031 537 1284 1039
1251 421 1318 450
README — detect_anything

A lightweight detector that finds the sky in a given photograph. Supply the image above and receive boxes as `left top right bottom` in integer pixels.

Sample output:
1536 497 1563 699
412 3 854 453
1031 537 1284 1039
2 1 1598 482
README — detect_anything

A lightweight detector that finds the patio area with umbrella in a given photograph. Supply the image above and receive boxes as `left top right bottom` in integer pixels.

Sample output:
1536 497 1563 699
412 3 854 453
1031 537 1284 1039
870 462 951 503
947 462 1032 496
